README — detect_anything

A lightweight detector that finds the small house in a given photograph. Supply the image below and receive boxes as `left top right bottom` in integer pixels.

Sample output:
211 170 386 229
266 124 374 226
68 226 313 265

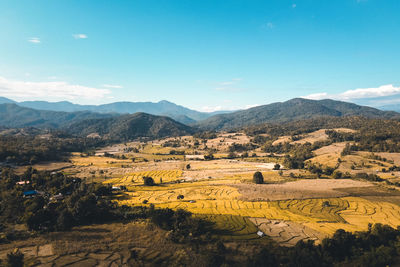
16 181 30 185
257 230 265 237
23 190 38 198
50 193 64 201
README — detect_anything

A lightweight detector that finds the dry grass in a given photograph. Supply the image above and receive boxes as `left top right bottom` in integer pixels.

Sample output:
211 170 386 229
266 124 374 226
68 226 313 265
232 179 372 201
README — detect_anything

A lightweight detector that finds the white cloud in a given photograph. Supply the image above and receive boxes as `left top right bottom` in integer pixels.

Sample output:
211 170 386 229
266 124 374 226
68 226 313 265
102 84 123 89
28 37 40 43
263 22 274 29
215 78 243 91
200 103 258 113
201 106 224 112
219 81 234 86
303 92 329 100
303 84 400 101
73 34 88 39
0 76 111 102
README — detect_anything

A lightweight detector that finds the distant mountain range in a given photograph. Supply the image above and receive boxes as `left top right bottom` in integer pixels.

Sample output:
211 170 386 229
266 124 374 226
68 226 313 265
194 98 400 130
0 103 194 140
1 97 400 138
0 103 115 128
0 97 230 124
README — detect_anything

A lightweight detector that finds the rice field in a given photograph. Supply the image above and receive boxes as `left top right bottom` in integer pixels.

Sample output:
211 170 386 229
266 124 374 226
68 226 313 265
104 170 184 186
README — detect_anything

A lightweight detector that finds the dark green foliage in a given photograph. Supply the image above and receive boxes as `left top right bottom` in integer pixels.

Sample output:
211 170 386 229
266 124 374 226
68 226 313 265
195 98 400 130
273 163 280 170
0 135 104 164
149 208 210 243
247 224 400 267
0 103 114 128
67 112 194 141
249 247 278 267
143 176 155 186
253 172 264 184
6 249 24 267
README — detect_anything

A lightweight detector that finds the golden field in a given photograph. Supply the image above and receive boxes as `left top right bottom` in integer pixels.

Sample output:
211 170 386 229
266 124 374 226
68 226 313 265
62 131 400 246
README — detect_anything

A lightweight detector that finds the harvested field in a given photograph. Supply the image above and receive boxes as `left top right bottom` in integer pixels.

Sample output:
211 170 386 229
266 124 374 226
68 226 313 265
250 218 327 246
232 179 372 201
292 129 329 144
272 136 292 146
313 142 347 156
14 162 72 175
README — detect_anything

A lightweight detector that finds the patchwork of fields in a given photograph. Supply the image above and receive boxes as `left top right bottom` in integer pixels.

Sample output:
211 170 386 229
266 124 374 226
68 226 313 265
63 131 400 246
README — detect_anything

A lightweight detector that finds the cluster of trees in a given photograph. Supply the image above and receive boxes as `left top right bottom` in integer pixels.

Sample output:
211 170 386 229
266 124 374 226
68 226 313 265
0 135 104 165
228 142 257 153
326 119 400 153
0 168 211 244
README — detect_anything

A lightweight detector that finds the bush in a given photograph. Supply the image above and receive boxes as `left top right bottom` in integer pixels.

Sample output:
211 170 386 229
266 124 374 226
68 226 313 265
143 176 155 186
6 249 24 267
273 163 281 170
253 172 264 184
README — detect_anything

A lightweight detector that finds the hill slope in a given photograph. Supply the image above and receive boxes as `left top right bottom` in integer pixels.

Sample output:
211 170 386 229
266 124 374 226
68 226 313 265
15 99 230 123
195 98 400 130
67 112 195 140
0 103 115 128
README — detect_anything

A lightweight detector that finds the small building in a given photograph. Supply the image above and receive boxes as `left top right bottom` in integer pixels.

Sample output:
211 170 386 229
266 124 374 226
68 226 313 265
112 186 121 191
16 181 30 185
23 190 38 198
50 193 64 202
257 230 265 237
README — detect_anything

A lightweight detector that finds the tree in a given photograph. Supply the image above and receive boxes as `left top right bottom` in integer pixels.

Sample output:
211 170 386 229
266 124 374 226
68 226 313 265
6 249 24 267
273 163 281 170
56 209 75 231
253 172 264 184
143 176 155 186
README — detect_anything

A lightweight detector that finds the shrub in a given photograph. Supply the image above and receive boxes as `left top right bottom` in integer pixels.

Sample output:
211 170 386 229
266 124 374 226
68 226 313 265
143 176 155 186
253 172 264 184
273 163 281 170
6 249 24 267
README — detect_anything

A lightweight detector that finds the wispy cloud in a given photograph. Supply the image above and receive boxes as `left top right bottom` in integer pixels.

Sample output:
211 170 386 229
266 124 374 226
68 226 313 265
292 4 297 8
303 84 400 101
0 76 111 102
215 78 243 91
73 34 88 39
103 84 123 89
200 103 258 113
262 22 274 29
28 37 40 44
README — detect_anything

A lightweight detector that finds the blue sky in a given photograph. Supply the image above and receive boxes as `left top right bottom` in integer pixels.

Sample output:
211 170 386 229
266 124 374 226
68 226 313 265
0 0 400 111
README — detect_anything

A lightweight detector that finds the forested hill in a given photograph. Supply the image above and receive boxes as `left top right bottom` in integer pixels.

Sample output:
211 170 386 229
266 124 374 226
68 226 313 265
0 97 232 124
194 98 400 130
0 103 115 128
66 112 195 141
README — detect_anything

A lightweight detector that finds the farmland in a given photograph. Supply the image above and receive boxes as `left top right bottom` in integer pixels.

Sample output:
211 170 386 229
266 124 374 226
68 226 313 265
49 128 400 247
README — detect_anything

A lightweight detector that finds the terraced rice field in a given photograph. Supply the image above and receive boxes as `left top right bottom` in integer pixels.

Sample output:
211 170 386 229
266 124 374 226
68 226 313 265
250 218 326 246
104 170 183 185
199 214 263 240
99 157 400 245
